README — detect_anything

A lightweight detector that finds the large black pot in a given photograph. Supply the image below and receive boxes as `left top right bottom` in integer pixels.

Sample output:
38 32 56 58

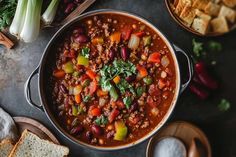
24 9 193 151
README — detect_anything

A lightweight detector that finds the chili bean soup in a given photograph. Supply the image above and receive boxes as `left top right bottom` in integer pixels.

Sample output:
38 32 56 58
51 14 176 147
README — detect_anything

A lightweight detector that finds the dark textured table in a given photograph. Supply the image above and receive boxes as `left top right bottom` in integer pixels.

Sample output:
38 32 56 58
0 0 236 157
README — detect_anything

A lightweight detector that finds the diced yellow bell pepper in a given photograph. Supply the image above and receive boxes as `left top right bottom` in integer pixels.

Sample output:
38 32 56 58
114 121 128 141
77 55 89 66
62 61 74 73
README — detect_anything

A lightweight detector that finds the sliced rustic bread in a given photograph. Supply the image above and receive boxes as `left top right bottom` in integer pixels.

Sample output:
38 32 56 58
9 130 69 157
0 139 14 157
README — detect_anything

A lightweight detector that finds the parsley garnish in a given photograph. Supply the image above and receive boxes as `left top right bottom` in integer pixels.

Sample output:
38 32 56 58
208 41 222 52
81 47 90 58
100 59 137 94
0 0 17 30
95 115 108 125
218 99 231 112
83 95 91 102
192 39 203 57
123 97 132 109
136 86 146 97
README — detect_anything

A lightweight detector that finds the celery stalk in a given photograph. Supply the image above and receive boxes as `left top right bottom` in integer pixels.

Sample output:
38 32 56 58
20 0 43 42
9 0 27 37
42 0 60 25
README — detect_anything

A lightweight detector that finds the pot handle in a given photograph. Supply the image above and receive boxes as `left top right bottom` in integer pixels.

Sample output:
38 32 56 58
173 45 194 94
24 66 44 112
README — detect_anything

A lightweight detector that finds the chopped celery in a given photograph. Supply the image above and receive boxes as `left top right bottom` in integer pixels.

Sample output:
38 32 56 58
20 0 43 42
42 0 60 25
9 0 27 37
62 61 74 73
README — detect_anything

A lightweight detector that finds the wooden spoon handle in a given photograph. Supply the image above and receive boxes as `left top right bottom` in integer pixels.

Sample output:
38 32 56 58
0 32 14 49
61 0 96 26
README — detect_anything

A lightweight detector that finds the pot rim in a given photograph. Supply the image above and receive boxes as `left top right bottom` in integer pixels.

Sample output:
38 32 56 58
38 9 181 151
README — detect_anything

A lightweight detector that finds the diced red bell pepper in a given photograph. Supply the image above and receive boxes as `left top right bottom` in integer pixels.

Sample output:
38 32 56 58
148 52 161 63
135 31 145 37
86 69 96 80
108 109 120 123
137 65 148 78
90 107 101 117
121 27 132 40
53 69 65 78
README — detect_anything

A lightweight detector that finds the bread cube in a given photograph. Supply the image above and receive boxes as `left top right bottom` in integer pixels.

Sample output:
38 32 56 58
192 18 210 34
218 5 236 23
211 17 229 33
180 5 196 26
222 0 236 8
204 2 221 16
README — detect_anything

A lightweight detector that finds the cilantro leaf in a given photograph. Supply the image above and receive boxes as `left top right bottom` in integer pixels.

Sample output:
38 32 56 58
81 47 90 58
136 86 146 97
123 96 132 109
95 115 108 125
218 99 231 112
208 41 222 52
192 39 203 57
83 95 91 102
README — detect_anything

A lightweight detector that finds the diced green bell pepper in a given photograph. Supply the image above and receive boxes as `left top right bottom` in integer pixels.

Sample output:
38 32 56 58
62 61 74 73
114 121 128 141
109 86 118 101
77 55 89 66
143 76 153 85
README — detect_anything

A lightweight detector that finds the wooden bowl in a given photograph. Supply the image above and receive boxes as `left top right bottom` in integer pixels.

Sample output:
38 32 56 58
146 121 212 157
165 0 236 37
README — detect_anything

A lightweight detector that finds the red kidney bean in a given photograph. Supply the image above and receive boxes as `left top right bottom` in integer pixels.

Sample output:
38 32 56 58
60 84 68 94
91 125 103 136
86 131 93 141
73 27 84 35
65 3 75 14
129 102 138 113
126 75 136 83
70 125 84 135
75 34 89 43
195 62 219 90
109 49 116 61
121 46 129 60
189 83 209 100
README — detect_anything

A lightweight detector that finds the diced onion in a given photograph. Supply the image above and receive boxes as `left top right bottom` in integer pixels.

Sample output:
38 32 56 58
128 34 140 50
161 56 170 67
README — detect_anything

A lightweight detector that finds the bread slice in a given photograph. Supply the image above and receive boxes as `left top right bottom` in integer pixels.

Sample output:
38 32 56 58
180 5 196 26
175 0 192 15
192 0 209 10
0 139 14 157
222 0 236 8
218 5 236 23
192 18 210 34
204 1 221 16
211 16 229 33
9 130 69 157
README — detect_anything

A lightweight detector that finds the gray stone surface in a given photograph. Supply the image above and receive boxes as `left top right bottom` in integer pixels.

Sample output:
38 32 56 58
0 0 236 157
